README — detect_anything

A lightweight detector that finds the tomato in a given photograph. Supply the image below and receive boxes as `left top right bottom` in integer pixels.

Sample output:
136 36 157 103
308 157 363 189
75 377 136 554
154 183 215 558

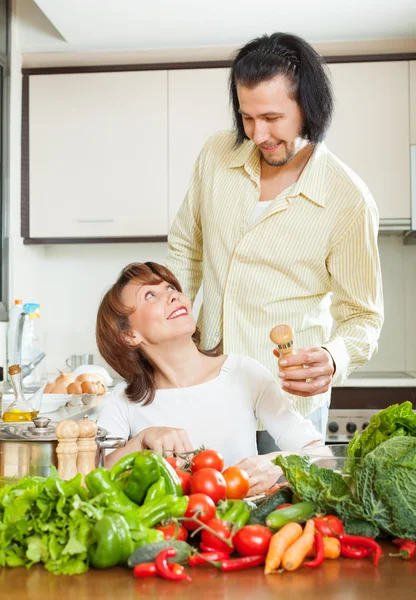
190 468 227 504
232 525 273 557
155 522 188 541
201 518 233 554
183 493 216 531
165 457 178 469
191 449 224 473
313 516 344 537
175 469 192 495
222 466 250 499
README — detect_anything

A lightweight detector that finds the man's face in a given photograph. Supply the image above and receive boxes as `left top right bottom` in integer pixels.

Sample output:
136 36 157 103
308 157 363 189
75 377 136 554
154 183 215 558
237 75 305 167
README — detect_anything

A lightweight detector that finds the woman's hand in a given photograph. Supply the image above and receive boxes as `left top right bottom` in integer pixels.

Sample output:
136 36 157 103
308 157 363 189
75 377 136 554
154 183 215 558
135 426 194 456
233 453 283 497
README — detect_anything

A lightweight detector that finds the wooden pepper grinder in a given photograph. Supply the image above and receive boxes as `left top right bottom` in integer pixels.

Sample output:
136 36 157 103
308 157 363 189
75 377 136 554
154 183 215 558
270 324 298 371
77 416 98 485
56 420 79 480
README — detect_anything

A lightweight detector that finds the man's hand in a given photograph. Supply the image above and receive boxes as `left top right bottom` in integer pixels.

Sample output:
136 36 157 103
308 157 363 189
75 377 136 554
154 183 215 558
273 346 335 397
135 426 194 456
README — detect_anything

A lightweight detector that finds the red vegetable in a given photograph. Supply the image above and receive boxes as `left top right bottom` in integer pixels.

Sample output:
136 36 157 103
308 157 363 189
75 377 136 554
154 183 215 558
155 548 192 582
201 518 233 554
190 468 227 504
188 551 229 566
183 493 216 531
313 516 344 538
233 525 273 557
390 540 416 561
304 532 325 568
340 544 372 559
222 466 250 500
215 554 265 572
155 522 188 541
191 450 224 473
338 534 382 567
176 469 192 495
165 457 178 469
133 562 158 578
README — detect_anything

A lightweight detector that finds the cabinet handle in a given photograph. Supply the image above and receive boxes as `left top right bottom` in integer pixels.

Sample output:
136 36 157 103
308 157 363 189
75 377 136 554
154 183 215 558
75 218 115 223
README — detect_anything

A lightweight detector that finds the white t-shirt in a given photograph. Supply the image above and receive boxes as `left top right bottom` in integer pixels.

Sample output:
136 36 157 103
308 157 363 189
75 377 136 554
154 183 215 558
248 200 273 229
97 354 322 467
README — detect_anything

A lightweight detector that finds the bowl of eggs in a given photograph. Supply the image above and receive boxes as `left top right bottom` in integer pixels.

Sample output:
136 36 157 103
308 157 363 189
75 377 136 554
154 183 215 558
43 371 108 408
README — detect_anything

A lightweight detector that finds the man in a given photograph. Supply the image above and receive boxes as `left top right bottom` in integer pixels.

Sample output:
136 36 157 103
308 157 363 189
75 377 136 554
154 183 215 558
166 32 384 457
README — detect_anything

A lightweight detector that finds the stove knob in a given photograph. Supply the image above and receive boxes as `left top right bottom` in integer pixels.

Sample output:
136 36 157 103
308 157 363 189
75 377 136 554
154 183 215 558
328 422 339 433
346 422 357 434
362 422 370 430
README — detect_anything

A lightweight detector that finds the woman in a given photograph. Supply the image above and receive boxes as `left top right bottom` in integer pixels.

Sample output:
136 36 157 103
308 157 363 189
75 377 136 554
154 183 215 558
96 262 322 495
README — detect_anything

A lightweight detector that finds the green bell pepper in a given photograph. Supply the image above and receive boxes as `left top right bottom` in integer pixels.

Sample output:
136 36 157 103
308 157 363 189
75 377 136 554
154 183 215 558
131 527 165 548
133 494 189 529
144 476 166 504
88 513 134 569
85 467 138 512
124 452 161 505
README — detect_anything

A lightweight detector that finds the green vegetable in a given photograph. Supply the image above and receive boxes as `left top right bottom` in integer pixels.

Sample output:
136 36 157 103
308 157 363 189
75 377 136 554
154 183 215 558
84 467 138 512
144 477 166 504
343 519 380 538
347 401 416 463
134 494 189 528
265 501 316 529
123 452 161 505
88 513 134 569
248 486 293 525
221 500 251 529
127 540 192 568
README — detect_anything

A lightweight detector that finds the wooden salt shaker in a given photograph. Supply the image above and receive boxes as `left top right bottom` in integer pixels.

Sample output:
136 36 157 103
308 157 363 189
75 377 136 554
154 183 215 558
270 324 298 371
56 420 79 480
77 416 98 484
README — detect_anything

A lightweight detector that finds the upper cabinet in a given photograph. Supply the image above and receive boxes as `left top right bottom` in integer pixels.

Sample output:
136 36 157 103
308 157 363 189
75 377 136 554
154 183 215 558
168 68 232 225
25 70 169 241
326 61 410 222
410 61 416 145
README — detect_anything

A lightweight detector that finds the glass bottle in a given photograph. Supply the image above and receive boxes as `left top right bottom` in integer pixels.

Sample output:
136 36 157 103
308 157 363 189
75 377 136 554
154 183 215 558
2 364 38 422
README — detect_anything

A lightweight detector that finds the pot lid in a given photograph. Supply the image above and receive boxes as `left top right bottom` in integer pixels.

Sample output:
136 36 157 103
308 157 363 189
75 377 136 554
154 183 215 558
0 417 108 441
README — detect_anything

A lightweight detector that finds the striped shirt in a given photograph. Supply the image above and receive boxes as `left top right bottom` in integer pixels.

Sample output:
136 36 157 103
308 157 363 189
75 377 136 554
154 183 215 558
166 130 384 417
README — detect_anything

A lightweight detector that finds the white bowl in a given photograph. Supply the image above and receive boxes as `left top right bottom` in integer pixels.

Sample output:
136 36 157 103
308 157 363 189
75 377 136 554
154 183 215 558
1 393 69 415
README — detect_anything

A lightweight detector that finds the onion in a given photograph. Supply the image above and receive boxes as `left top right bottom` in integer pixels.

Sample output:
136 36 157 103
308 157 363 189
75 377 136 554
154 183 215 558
54 371 75 387
75 373 98 384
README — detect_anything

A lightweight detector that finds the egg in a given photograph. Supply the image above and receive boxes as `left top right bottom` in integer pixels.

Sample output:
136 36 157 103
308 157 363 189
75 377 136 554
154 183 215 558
81 381 97 395
49 382 69 394
67 381 83 395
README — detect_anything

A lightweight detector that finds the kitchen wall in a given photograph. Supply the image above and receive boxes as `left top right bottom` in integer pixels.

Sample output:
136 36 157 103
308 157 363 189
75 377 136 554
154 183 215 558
2 4 416 380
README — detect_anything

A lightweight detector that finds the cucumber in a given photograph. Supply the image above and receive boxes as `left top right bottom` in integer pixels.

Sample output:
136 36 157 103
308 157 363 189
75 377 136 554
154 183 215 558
127 540 192 568
265 501 316 530
248 486 293 525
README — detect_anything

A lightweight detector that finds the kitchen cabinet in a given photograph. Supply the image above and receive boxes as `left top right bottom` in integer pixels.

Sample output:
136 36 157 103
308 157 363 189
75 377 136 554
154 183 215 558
411 61 416 145
326 61 410 222
168 68 232 225
26 70 168 240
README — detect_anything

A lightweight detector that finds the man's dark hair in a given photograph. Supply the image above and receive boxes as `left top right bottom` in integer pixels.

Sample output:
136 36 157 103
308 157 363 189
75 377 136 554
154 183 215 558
229 32 334 145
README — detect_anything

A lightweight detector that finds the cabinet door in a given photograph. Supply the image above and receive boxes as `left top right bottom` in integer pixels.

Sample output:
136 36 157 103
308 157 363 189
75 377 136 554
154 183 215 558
28 71 168 238
410 61 416 145
168 68 232 225
326 61 410 221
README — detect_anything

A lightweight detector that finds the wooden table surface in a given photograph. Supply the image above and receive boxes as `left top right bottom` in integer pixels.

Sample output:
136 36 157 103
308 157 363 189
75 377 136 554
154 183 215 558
0 541 414 600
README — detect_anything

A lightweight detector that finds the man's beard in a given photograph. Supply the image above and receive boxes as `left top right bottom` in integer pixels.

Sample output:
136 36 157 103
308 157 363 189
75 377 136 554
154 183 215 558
260 144 296 168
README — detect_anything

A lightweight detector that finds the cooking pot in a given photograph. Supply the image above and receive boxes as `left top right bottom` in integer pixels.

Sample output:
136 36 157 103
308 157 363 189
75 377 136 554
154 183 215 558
0 416 126 481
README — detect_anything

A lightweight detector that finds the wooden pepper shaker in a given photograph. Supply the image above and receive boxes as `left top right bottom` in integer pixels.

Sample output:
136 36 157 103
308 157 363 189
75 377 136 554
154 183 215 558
270 324 298 371
77 416 98 484
56 420 79 480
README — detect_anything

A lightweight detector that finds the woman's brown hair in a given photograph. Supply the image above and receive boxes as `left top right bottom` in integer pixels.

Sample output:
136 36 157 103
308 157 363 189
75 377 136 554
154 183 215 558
96 262 203 405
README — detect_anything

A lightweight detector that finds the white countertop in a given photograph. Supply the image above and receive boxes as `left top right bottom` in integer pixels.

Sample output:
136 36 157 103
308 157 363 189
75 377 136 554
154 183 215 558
340 371 416 387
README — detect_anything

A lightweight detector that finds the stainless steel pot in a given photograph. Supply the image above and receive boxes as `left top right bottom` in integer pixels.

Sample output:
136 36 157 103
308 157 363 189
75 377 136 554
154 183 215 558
0 416 126 480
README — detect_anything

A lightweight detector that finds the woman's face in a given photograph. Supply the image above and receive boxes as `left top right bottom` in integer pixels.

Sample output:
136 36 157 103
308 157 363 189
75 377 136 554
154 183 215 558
121 278 195 347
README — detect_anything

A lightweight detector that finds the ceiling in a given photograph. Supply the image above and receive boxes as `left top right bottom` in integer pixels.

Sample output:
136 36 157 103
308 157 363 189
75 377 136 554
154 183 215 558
18 0 416 54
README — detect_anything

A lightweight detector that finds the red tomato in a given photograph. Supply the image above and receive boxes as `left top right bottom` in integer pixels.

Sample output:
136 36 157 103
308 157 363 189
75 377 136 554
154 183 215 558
222 466 250 499
183 493 216 531
190 468 227 504
201 518 233 554
191 449 224 473
155 522 188 541
165 457 178 469
313 516 344 537
232 525 273 557
175 469 192 495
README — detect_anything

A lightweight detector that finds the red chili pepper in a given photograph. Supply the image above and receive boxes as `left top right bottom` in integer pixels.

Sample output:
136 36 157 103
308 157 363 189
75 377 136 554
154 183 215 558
392 538 411 548
155 548 192 582
200 542 233 554
304 532 325 568
188 551 230 566
340 544 373 559
133 562 158 578
276 503 293 510
313 516 344 538
338 534 382 567
390 540 416 561
169 563 185 576
215 554 265 572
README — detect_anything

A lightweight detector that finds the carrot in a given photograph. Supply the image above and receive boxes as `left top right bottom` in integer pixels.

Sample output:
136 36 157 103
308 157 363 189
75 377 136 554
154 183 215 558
264 522 303 574
282 519 315 571
306 536 341 559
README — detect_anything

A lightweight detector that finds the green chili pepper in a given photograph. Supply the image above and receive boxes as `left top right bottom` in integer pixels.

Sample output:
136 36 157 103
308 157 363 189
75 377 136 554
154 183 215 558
222 500 245 522
131 527 165 548
110 452 137 480
135 494 189 529
233 504 251 530
85 467 138 512
144 476 166 504
88 513 134 569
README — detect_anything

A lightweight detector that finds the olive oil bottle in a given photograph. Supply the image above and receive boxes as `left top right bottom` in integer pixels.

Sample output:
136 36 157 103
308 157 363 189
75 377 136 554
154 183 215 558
2 364 38 422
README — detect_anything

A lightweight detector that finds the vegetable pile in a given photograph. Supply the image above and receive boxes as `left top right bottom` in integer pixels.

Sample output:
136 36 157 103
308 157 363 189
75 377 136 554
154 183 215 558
274 402 416 541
